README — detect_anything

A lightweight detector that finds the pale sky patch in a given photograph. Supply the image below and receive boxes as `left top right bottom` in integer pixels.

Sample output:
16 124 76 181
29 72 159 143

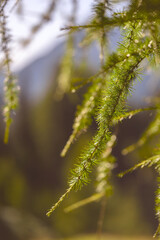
5 0 128 70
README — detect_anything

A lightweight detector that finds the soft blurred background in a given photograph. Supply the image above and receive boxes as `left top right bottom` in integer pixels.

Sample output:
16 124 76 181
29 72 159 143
0 0 160 239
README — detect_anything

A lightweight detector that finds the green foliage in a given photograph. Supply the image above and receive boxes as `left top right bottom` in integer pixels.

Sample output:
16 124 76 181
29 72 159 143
3 74 19 143
47 1 160 216
118 151 160 238
55 35 75 100
45 1 160 237
122 106 160 155
1 0 160 237
64 135 116 213
0 6 20 143
61 76 104 157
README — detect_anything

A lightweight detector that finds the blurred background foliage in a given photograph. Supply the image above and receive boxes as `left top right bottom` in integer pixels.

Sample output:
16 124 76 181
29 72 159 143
0 0 160 239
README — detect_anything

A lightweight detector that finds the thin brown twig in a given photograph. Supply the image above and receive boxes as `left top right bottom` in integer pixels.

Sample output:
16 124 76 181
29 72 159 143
0 0 9 14
97 197 107 240
21 0 57 46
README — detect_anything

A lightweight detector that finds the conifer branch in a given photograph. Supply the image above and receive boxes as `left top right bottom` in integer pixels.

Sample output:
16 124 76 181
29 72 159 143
46 185 74 217
118 155 160 178
64 134 116 212
1 11 19 143
61 11 160 33
118 149 160 238
122 109 160 155
55 0 77 100
55 34 74 100
47 14 157 214
113 106 157 124
64 192 105 213
48 48 142 215
61 78 103 157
